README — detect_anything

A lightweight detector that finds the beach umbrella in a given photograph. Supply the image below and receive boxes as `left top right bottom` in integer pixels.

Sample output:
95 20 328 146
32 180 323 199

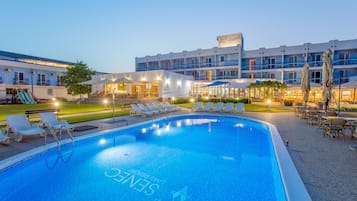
321 49 334 112
301 63 310 106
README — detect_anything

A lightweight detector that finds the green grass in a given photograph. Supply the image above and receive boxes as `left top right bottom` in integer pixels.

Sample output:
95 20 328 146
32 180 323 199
62 110 130 124
177 102 292 112
0 102 123 121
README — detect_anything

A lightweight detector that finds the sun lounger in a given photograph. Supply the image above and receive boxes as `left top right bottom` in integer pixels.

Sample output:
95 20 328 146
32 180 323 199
150 102 167 113
0 129 10 145
213 102 223 112
136 104 154 116
164 102 178 111
235 103 245 113
6 114 45 142
203 102 213 111
130 104 140 116
145 103 161 114
223 102 234 112
192 101 203 111
130 104 153 116
39 112 73 144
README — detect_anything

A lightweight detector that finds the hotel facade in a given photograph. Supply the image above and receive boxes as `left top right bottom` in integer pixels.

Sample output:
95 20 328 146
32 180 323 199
0 51 78 101
135 33 357 99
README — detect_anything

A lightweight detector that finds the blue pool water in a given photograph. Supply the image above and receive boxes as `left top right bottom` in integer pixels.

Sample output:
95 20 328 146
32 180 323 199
0 115 287 201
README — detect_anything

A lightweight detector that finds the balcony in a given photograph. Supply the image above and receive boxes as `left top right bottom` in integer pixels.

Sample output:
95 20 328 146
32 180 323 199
13 79 29 85
37 80 50 86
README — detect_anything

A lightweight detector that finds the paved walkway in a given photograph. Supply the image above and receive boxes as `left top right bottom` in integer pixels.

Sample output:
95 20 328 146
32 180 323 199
1 109 357 201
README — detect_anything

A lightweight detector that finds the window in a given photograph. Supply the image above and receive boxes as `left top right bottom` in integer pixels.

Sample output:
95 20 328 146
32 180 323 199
288 56 297 67
206 58 212 67
311 71 321 83
47 88 53 95
268 57 275 69
249 59 256 70
220 56 224 62
38 73 46 85
312 54 321 66
287 72 297 84
14 72 24 84
57 76 64 86
249 74 256 78
338 51 349 65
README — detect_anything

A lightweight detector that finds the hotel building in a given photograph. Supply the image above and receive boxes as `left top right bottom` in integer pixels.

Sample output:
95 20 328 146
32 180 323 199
135 33 357 99
0 50 78 101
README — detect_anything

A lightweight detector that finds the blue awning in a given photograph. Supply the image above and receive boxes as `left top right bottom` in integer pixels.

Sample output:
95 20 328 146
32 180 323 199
203 81 229 87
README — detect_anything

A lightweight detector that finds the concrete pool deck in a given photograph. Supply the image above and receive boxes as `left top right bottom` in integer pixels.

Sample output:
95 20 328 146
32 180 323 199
0 109 356 201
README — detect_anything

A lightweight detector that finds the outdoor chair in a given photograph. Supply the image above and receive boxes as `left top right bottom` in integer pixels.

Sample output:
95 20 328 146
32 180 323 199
213 102 223 112
325 118 346 140
202 102 213 112
152 102 167 113
137 104 155 116
39 112 73 144
192 101 203 112
130 104 152 116
0 129 10 145
235 103 245 113
163 102 178 111
145 103 160 114
223 102 234 112
6 114 45 142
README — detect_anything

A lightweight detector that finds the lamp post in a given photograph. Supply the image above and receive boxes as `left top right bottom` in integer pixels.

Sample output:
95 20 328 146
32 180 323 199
103 99 108 109
54 101 59 117
267 99 272 111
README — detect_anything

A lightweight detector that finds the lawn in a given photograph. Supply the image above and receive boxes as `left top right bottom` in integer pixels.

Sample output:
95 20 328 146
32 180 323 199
0 102 124 122
177 102 292 112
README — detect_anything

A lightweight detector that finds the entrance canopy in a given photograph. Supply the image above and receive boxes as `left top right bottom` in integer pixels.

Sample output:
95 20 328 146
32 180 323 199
202 81 229 88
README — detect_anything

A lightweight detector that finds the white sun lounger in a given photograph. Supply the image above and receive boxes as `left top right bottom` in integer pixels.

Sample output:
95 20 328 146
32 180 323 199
137 104 155 116
236 103 245 113
6 114 45 142
145 103 160 114
192 101 203 111
203 102 213 111
150 102 167 113
0 129 10 145
223 102 234 112
162 102 178 111
213 102 223 112
131 104 152 116
39 112 73 144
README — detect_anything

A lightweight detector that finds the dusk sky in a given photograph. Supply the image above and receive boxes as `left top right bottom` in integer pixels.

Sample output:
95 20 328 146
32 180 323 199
1 0 356 73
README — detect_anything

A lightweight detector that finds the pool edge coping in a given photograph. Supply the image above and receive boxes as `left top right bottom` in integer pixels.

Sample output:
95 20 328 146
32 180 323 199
0 113 312 201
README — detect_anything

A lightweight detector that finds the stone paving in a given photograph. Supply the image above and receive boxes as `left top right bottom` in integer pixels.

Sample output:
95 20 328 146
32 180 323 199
1 109 357 201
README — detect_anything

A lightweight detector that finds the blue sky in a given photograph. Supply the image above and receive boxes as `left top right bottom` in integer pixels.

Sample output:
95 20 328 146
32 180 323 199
1 0 356 73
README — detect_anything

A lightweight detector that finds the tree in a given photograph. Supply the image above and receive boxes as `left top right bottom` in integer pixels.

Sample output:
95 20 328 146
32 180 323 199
62 61 95 100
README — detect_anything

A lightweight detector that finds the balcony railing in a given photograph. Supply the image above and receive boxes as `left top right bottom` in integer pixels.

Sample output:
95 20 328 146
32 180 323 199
241 59 357 71
13 79 29 85
37 80 50 86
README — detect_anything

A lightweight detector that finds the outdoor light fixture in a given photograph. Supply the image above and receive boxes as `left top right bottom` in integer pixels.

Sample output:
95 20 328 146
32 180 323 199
190 98 194 103
52 97 56 101
172 97 175 104
156 76 161 81
177 80 182 86
141 77 147 81
103 99 108 108
99 139 106 145
54 101 59 116
165 78 170 85
267 99 272 111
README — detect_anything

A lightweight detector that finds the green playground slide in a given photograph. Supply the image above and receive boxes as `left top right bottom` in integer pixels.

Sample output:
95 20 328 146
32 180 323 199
24 91 37 104
17 91 30 104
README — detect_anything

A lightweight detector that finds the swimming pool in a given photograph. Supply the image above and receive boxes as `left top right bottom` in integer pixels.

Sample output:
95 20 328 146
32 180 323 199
0 114 310 201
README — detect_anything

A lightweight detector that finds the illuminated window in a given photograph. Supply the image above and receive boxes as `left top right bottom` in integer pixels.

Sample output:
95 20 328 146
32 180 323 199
249 59 256 70
206 71 212 81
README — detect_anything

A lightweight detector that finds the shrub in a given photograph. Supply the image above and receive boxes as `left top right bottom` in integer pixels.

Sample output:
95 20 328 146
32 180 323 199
283 100 294 106
174 98 190 104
